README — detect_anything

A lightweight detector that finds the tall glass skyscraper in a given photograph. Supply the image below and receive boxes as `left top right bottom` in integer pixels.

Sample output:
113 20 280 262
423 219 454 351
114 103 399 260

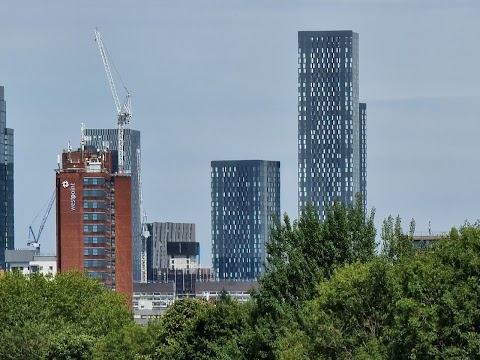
0 86 14 270
298 31 367 218
84 128 141 282
211 160 280 281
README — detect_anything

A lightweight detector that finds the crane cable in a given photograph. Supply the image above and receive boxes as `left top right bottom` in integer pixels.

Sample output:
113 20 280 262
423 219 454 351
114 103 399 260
102 40 129 94
28 191 55 230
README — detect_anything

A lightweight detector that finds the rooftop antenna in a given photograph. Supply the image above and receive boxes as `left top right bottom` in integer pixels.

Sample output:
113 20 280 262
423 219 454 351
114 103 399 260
428 220 431 236
67 141 72 161
80 122 86 154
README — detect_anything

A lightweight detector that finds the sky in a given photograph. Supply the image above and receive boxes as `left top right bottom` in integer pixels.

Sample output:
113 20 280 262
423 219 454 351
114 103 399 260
1 1 479 266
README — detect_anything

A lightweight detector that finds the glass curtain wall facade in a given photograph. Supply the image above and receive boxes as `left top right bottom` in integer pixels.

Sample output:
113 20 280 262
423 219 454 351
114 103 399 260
359 102 367 211
211 160 280 281
298 31 366 218
84 128 141 282
0 86 13 270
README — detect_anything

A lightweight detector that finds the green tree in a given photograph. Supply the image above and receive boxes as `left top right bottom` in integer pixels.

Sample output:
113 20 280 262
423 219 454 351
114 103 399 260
0 271 50 328
189 295 250 360
256 195 375 311
152 298 208 360
251 195 376 359
273 321 310 360
305 259 394 359
0 271 138 360
93 323 153 360
151 295 251 360
387 222 480 359
46 271 132 338
381 215 415 263
0 321 50 360
47 326 95 360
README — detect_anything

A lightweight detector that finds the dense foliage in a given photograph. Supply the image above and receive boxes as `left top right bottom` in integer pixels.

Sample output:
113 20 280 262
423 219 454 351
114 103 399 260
4 200 480 359
0 271 141 359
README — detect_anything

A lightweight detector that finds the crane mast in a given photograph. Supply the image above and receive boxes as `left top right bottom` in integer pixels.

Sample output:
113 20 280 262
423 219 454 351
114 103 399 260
94 28 131 174
137 148 150 283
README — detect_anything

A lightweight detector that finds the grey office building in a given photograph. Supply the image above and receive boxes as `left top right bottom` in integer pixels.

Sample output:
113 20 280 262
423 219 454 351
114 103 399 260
147 222 199 278
0 87 13 270
211 160 280 281
298 30 367 218
84 128 141 282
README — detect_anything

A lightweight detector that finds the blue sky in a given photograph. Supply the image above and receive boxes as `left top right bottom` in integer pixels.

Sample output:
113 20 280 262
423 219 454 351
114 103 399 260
1 1 479 266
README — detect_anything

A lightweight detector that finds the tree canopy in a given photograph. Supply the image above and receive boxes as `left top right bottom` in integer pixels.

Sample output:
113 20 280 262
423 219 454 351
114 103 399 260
0 271 134 359
3 200 480 359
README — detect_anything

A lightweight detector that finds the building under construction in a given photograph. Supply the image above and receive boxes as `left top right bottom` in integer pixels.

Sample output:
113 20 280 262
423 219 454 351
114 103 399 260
55 145 132 297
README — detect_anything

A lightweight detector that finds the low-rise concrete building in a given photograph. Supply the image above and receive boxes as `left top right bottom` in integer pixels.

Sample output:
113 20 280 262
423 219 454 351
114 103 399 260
412 234 444 250
195 281 258 303
133 279 258 325
5 249 56 276
133 282 176 325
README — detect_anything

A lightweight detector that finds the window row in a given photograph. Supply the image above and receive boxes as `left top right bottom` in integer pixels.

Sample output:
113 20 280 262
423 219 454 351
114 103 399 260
83 177 106 185
83 189 106 198
84 248 107 256
84 260 108 268
84 236 107 244
83 212 107 221
84 225 107 233
86 271 109 280
84 201 106 209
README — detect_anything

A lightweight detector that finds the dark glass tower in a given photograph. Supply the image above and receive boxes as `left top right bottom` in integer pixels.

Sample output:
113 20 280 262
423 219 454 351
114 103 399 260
84 128 141 282
298 30 366 218
0 86 14 270
211 160 280 281
359 102 367 212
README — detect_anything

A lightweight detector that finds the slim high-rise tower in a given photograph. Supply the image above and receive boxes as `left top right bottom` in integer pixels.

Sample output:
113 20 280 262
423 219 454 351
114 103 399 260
0 86 14 270
211 160 280 281
84 128 141 282
298 31 366 218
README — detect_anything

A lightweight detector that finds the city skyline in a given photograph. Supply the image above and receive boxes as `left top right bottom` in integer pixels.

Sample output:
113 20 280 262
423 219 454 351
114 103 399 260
1 2 480 267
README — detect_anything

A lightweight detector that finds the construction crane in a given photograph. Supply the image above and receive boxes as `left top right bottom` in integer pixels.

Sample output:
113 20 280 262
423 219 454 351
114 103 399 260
94 27 132 174
137 148 150 283
27 190 56 253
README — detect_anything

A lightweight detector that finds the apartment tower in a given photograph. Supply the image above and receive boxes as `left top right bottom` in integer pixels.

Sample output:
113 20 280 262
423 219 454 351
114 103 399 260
55 146 132 296
211 160 280 280
0 86 14 270
298 31 366 217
